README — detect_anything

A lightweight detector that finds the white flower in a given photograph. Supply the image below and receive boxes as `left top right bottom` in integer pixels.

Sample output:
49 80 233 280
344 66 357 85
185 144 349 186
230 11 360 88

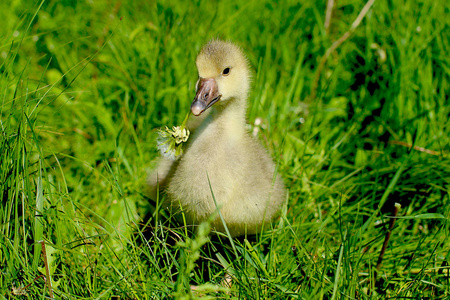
156 113 191 160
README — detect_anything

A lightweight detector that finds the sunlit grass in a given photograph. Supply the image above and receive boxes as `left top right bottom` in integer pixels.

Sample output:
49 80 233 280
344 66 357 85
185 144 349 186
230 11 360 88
1 0 449 298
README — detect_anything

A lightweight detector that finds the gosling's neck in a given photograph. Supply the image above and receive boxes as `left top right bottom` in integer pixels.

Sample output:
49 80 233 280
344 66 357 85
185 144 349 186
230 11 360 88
209 96 248 140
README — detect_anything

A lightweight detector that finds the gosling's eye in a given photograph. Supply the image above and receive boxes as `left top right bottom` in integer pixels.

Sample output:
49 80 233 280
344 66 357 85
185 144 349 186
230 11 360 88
222 67 231 76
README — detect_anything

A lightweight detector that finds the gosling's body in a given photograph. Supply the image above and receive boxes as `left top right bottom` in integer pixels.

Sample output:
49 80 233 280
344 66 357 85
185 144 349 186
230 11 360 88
154 40 285 237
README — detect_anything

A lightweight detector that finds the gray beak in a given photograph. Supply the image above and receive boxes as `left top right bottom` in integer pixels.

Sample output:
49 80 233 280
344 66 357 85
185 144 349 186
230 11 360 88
191 78 221 116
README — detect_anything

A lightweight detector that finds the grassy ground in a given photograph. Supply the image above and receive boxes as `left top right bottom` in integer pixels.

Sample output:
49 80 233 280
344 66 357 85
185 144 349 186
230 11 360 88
1 0 449 298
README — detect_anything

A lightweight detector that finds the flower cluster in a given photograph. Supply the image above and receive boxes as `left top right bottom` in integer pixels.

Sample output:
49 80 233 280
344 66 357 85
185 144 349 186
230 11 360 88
156 112 191 160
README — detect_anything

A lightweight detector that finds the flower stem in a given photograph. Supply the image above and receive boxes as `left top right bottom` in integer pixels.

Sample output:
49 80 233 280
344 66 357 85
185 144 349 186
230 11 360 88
180 111 191 129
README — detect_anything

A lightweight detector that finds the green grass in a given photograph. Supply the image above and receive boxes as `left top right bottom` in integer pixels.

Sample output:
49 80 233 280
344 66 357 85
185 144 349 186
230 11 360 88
1 0 449 298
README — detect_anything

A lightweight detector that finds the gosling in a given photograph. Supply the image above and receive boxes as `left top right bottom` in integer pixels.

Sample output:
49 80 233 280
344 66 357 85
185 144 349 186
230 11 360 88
151 40 285 237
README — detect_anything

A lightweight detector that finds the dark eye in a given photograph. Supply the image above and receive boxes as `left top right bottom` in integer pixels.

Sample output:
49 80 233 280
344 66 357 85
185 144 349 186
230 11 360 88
222 67 231 76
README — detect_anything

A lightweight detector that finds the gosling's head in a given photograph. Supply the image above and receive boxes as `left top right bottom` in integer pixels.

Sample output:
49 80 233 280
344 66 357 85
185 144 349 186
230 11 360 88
191 40 251 116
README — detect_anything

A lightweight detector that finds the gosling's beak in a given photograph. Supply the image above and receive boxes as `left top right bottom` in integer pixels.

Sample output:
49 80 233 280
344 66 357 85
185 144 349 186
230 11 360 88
191 78 221 116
